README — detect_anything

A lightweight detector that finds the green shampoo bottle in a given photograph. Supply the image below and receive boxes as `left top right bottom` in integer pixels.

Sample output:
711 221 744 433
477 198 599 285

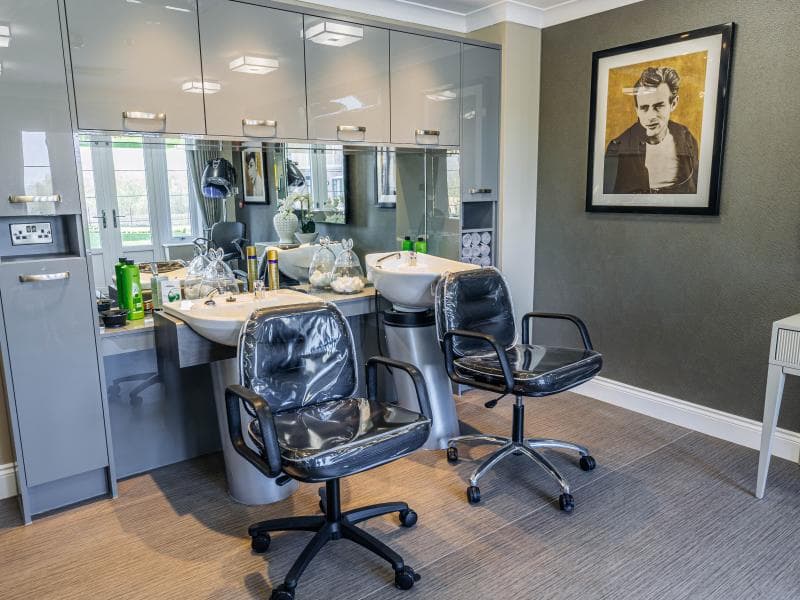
122 260 145 320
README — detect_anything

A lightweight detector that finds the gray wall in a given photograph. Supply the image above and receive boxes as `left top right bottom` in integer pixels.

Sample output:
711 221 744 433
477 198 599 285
535 0 800 429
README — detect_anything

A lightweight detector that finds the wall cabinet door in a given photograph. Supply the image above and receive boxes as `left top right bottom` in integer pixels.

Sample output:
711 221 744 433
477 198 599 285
65 0 205 135
0 0 81 217
0 258 107 487
305 16 390 144
199 0 306 139
461 44 500 203
390 32 461 146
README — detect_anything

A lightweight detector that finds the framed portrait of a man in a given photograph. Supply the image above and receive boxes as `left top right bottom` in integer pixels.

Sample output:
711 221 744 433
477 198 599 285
586 24 734 214
242 148 267 204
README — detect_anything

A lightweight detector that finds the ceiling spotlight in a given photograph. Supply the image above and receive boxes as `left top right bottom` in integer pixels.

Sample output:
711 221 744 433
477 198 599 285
0 22 10 47
182 80 221 94
305 22 363 47
229 56 279 75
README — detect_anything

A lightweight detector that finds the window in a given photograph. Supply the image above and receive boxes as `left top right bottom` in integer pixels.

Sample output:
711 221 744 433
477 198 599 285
111 137 152 247
79 143 102 249
165 143 194 239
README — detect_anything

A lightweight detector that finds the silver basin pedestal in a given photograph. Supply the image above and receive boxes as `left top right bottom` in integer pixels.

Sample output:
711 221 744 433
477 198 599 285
382 309 460 450
210 358 298 504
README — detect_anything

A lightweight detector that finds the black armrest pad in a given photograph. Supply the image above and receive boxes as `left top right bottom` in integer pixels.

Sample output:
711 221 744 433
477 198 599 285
225 385 282 477
521 312 593 350
442 329 514 394
366 356 432 420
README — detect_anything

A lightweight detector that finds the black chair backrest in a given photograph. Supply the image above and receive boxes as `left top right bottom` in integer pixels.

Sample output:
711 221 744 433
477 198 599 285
210 221 246 260
238 302 358 413
435 267 516 357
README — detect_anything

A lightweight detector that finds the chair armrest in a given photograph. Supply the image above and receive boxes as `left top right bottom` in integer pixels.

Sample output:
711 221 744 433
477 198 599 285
521 312 593 350
366 356 432 421
225 385 282 478
443 329 514 394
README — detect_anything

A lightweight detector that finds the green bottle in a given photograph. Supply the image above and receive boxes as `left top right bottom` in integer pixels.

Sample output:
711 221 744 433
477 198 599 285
122 259 145 320
115 257 129 309
401 236 413 251
414 236 427 253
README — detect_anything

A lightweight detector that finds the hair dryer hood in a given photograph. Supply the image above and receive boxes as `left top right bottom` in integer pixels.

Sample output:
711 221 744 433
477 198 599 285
201 158 236 199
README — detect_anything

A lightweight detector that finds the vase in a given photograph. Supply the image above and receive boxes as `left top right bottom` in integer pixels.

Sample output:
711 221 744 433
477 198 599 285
273 212 298 245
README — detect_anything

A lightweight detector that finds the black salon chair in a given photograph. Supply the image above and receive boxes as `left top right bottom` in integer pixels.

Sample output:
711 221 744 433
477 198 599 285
210 221 247 268
434 268 603 512
226 302 432 600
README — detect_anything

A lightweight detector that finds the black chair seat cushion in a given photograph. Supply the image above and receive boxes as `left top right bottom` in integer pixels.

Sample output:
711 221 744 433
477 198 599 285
248 397 430 482
453 344 603 396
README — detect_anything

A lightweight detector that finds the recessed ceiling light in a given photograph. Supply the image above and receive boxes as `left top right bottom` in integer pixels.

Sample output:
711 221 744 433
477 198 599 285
229 56 279 75
165 5 191 13
305 22 363 47
426 90 457 102
182 80 221 94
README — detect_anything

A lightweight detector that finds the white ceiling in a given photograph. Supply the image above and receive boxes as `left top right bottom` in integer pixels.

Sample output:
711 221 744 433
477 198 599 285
299 0 647 32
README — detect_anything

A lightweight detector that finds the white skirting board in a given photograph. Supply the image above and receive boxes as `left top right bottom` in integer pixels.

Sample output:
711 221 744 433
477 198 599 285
575 376 800 463
0 463 17 500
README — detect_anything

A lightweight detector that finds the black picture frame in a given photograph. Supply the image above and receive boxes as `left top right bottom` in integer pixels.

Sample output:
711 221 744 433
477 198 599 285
586 23 735 215
241 148 269 205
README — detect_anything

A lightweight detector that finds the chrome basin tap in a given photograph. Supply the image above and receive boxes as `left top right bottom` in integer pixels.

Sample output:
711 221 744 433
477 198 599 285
376 252 401 266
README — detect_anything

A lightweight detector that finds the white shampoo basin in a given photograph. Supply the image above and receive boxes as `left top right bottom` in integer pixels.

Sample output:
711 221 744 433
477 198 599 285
365 251 479 312
256 243 343 283
163 289 321 346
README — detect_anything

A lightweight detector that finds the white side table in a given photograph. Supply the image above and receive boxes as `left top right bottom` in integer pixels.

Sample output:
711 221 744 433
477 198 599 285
756 313 800 498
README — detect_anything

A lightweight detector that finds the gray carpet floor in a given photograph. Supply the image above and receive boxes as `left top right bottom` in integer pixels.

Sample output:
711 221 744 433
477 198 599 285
0 390 798 599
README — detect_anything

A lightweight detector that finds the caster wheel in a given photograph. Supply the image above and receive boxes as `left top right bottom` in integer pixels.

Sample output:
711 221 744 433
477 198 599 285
398 508 418 528
270 585 294 600
558 493 574 513
394 566 421 590
251 533 271 553
579 455 596 471
467 486 481 504
446 446 458 463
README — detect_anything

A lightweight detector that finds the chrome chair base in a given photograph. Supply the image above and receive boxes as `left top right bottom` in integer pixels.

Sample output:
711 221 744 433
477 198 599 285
447 397 595 511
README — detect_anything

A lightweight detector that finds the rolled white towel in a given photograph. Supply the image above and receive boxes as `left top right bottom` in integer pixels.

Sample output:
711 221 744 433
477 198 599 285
461 247 471 259
477 243 491 257
481 231 491 244
462 233 472 247
479 256 491 266
470 257 482 265
470 232 481 246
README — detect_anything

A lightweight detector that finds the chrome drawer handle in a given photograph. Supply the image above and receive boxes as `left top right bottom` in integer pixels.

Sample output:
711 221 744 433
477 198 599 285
337 125 366 133
469 188 492 195
8 194 62 203
415 129 440 137
123 111 166 121
242 119 277 137
19 272 70 283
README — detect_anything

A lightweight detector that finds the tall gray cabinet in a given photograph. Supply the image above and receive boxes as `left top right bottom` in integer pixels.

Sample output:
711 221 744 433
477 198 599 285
0 0 114 524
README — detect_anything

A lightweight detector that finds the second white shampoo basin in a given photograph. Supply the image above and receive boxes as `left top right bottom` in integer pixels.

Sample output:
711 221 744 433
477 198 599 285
162 289 321 347
260 243 344 283
365 251 479 311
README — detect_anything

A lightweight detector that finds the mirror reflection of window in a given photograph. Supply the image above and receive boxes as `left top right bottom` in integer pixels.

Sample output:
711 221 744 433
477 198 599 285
21 131 54 196
376 148 397 207
284 144 346 225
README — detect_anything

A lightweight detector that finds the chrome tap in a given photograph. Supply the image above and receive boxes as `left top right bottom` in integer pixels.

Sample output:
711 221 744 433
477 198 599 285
376 251 401 266
408 251 417 267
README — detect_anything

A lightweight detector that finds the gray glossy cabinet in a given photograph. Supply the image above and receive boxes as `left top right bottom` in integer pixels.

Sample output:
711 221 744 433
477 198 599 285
460 44 500 203
390 32 461 146
305 16 390 143
0 258 108 487
65 0 205 134
199 0 306 139
0 0 81 217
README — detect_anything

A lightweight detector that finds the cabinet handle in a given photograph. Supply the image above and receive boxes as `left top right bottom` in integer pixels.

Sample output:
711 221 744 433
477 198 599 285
469 188 492 195
242 119 277 136
415 129 440 144
8 194 62 203
19 272 70 283
337 125 366 141
122 111 166 130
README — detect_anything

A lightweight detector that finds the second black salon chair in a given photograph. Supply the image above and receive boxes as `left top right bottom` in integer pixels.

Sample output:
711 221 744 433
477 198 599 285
226 302 432 600
435 267 603 512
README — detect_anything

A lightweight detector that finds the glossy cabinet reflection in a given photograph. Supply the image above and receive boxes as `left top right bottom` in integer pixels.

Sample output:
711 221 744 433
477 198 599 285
305 16 390 143
65 0 205 134
0 0 81 217
390 32 461 147
461 44 500 203
198 0 306 139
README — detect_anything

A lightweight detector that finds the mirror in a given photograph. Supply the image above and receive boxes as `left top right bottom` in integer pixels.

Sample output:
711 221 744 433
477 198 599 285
283 144 346 224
